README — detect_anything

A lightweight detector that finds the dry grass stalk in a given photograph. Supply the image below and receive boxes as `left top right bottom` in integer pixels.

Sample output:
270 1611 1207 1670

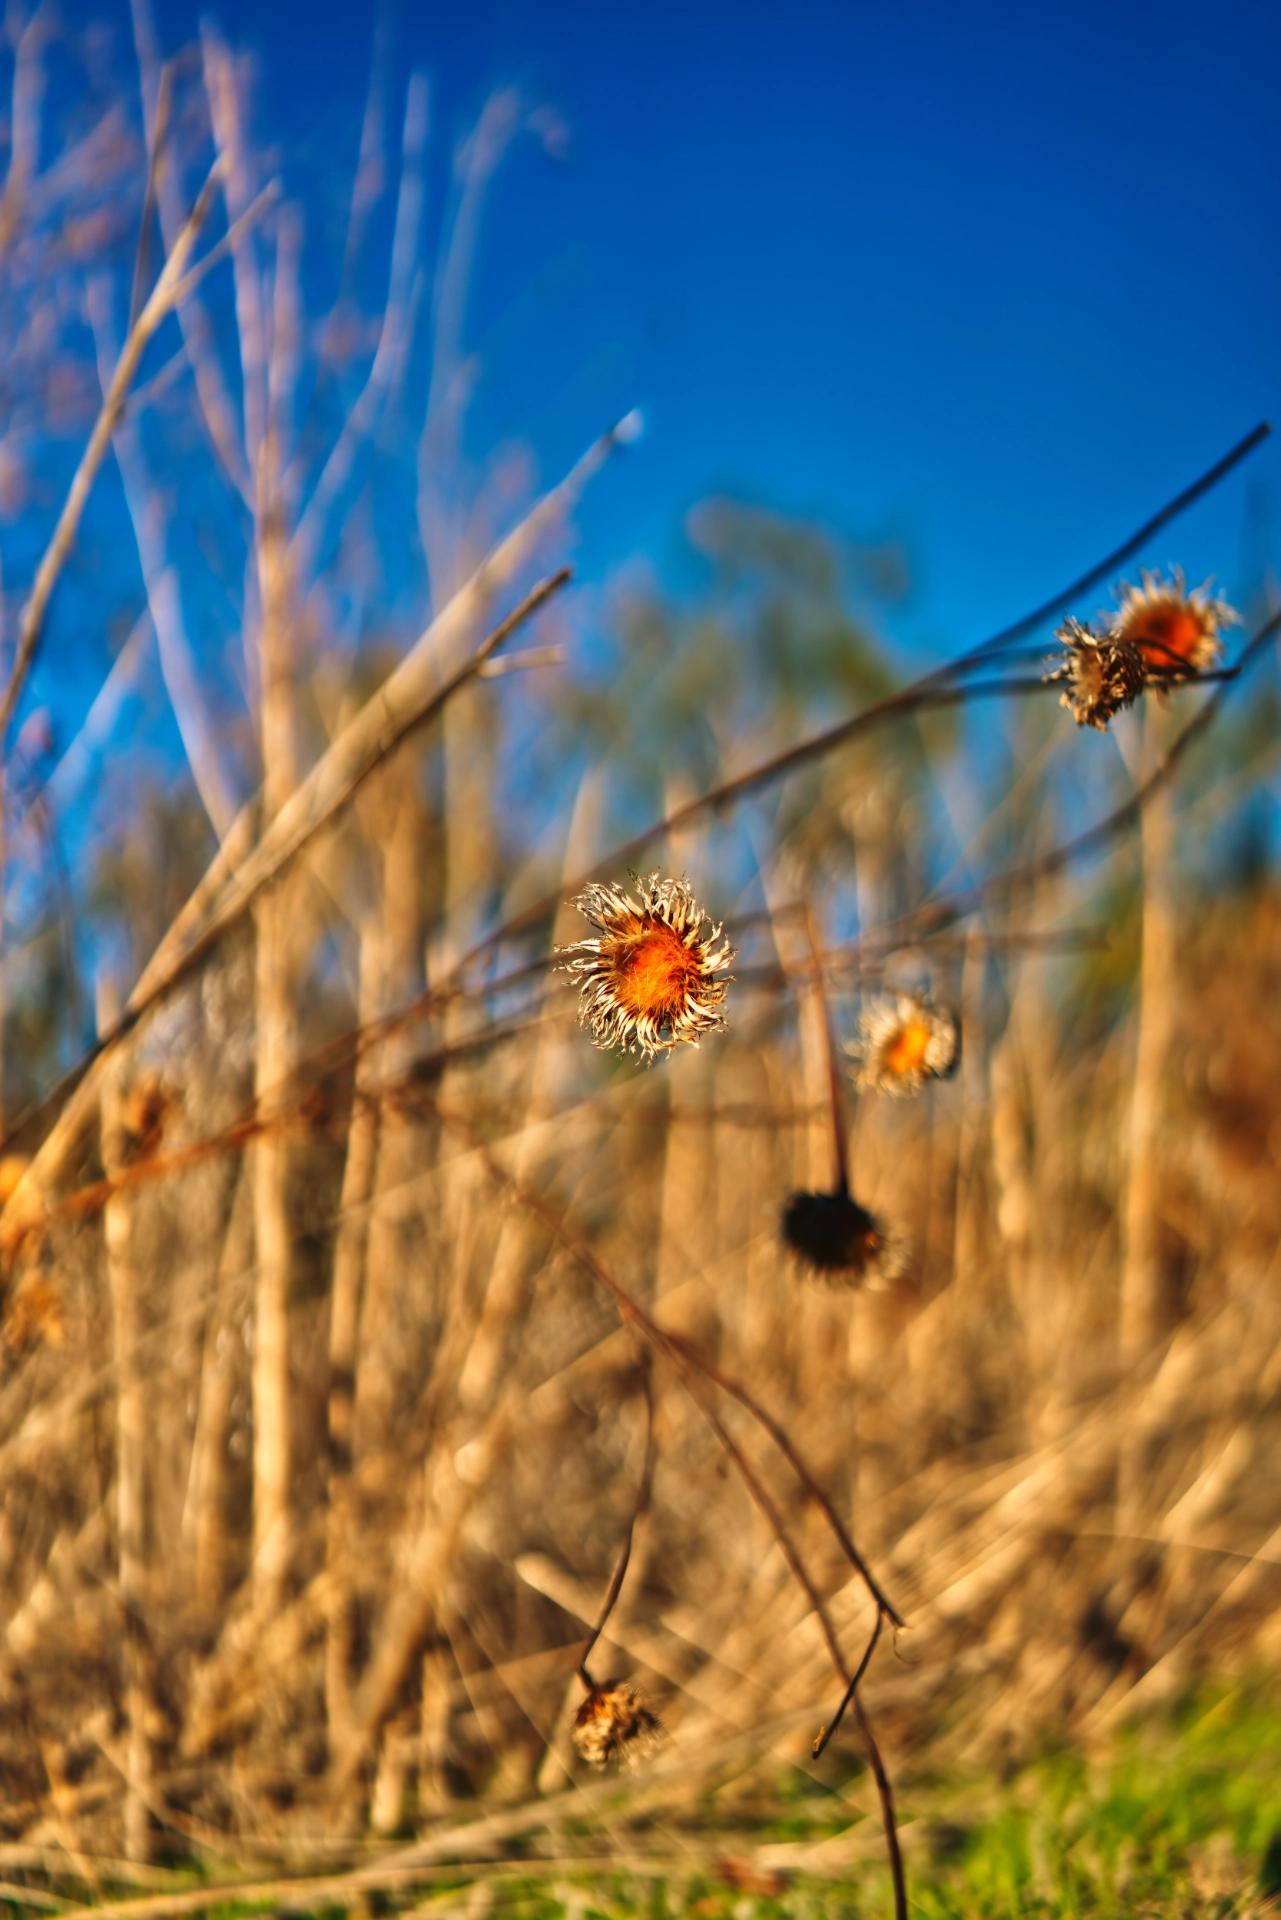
324 925 382 1744
248 524 300 1613
96 986 151 1865
0 153 225 744
184 1175 253 1616
86 280 240 843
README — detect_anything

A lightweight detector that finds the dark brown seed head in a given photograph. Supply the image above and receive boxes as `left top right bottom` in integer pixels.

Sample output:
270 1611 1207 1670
780 1189 904 1289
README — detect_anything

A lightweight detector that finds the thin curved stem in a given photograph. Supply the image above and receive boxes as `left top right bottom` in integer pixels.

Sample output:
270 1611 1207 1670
577 1359 656 1690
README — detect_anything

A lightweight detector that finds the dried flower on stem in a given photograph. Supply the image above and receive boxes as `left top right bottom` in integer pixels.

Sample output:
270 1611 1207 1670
781 1188 904 1289
571 1680 662 1769
1111 568 1238 675
556 873 735 1059
1046 616 1147 730
849 991 959 1094
778 912 908 1289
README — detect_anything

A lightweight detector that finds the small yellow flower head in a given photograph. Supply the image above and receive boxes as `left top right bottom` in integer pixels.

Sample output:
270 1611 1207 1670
780 1189 905 1289
571 1681 662 1769
848 992 959 1096
1046 616 1147 730
556 873 735 1061
1110 568 1239 676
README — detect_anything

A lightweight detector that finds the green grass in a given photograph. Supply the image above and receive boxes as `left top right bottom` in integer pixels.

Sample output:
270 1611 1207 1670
7 1686 1279 1918
425 1687 1281 1919
900 1688 1281 1918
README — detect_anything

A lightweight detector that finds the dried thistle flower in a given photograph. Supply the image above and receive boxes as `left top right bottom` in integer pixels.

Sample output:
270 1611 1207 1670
1046 616 1147 730
1110 568 1239 676
572 1680 662 1768
780 1188 905 1289
556 873 735 1060
848 991 959 1095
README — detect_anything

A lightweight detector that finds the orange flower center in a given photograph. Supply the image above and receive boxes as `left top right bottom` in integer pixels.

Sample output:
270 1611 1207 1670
1119 601 1207 668
613 921 702 1021
883 1018 931 1077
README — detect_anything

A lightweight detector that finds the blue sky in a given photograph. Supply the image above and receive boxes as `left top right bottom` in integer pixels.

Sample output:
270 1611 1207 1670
139 0 1281 659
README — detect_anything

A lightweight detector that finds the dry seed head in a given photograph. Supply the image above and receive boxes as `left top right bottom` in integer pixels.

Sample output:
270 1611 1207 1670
571 1680 662 1768
556 872 735 1060
848 991 959 1095
780 1188 905 1290
1045 616 1147 730
1110 568 1239 676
